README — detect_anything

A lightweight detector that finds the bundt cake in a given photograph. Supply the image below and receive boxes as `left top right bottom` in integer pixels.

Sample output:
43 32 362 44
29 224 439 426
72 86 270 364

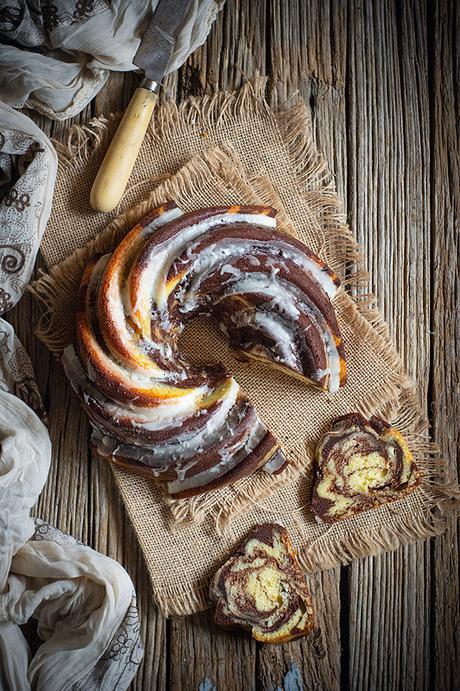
63 202 346 497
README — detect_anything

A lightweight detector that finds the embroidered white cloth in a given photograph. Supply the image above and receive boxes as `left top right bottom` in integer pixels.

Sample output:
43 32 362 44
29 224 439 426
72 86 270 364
0 103 57 312
0 0 225 119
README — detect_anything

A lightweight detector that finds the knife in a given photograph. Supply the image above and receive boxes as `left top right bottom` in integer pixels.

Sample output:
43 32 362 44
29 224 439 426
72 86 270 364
90 0 193 213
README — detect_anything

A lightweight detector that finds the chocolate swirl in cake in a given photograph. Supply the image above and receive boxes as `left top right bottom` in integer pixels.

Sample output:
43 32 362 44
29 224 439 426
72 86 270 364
63 203 346 498
210 523 315 643
311 413 420 523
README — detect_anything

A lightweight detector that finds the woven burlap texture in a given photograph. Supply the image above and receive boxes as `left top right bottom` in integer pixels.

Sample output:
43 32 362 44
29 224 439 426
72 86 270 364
30 80 457 616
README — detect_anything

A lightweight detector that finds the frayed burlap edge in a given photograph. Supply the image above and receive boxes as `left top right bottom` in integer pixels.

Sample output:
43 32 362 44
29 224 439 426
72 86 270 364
29 79 459 562
298 384 459 573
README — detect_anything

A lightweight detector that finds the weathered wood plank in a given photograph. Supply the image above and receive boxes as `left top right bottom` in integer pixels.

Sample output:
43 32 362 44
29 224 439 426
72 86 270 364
268 0 349 201
345 1 433 689
169 611 256 690
181 0 268 96
430 1 460 689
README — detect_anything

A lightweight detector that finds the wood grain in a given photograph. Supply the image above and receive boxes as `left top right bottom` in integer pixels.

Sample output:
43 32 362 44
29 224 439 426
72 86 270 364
430 2 460 690
6 0 459 689
345 2 434 690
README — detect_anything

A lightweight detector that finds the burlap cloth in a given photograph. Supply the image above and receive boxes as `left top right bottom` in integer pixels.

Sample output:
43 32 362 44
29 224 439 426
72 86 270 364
30 79 458 616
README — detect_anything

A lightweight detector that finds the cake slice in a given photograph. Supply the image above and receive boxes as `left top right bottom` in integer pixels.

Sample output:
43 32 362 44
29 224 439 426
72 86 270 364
311 413 420 523
210 523 314 643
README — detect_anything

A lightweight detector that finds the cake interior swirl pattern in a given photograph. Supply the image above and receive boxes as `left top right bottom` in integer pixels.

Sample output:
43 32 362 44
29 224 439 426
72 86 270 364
210 523 315 642
63 203 347 498
311 413 420 523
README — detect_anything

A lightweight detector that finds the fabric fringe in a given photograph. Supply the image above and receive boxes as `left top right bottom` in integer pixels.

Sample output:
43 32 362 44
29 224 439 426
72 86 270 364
50 77 271 170
165 462 300 534
297 391 459 576
298 502 455 574
53 115 117 169
154 581 210 618
161 354 458 535
156 411 459 615
147 76 271 143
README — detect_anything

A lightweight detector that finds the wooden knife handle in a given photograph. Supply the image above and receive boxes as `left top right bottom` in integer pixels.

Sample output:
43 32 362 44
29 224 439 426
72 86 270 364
90 87 158 213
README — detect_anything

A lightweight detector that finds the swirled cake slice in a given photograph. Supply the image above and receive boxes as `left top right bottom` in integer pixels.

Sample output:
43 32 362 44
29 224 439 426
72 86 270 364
210 523 314 643
311 413 420 523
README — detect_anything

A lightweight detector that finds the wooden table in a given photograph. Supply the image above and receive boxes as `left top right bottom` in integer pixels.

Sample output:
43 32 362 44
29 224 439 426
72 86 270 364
10 1 459 688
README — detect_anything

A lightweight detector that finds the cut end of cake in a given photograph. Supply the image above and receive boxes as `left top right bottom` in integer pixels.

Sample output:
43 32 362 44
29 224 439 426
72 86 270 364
311 413 421 523
210 523 315 643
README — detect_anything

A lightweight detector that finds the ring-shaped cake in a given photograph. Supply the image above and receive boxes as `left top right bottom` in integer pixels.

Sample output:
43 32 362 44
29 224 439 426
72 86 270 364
63 203 347 497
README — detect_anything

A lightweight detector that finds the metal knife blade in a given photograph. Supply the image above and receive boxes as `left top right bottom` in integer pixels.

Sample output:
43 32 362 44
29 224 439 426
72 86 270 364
134 0 193 86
